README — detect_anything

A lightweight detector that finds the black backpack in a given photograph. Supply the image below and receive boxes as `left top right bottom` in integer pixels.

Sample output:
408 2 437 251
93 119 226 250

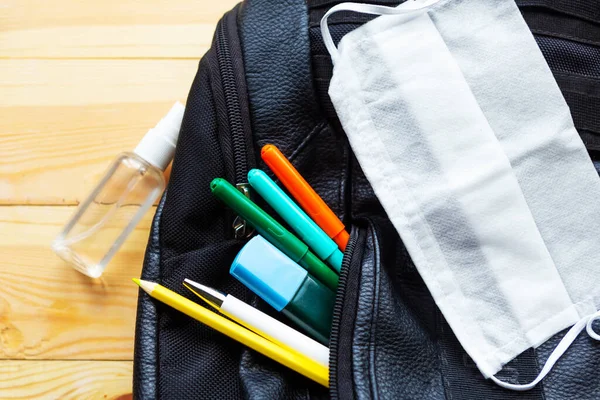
133 0 600 398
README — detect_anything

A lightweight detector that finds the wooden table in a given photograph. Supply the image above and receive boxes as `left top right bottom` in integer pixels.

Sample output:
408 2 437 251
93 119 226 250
0 1 238 397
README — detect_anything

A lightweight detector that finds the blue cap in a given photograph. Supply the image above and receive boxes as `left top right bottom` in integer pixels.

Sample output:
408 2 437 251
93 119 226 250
230 235 307 311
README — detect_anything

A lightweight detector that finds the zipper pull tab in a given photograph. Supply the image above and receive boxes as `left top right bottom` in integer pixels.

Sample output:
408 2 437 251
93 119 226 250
233 183 255 239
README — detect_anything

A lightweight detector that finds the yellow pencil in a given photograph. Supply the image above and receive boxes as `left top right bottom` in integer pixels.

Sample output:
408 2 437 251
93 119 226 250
133 279 329 387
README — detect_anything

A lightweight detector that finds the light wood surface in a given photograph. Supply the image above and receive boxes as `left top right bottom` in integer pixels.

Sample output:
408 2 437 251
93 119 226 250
0 361 133 400
0 0 239 397
0 207 152 360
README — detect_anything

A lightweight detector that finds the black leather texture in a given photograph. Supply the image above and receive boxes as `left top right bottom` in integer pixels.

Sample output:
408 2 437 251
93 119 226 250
331 222 446 400
239 0 319 154
330 217 549 400
239 0 351 225
133 0 600 398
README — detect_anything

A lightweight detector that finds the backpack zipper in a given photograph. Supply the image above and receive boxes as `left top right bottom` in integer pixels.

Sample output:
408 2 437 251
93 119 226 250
329 226 360 398
216 17 254 238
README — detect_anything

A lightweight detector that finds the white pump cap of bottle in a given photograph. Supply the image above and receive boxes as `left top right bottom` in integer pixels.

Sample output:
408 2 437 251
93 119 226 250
134 101 185 171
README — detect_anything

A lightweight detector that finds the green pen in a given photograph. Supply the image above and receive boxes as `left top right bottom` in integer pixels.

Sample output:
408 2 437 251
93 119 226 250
211 178 338 290
248 169 343 272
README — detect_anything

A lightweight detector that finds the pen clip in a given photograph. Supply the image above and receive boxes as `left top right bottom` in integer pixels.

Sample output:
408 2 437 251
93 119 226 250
233 183 255 239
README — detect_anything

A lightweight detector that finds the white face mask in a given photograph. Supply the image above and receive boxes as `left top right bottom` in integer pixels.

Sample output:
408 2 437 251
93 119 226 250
322 0 600 390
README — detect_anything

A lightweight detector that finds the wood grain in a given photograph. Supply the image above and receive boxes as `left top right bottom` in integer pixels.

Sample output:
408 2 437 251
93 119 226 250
0 206 153 360
0 59 198 107
0 59 196 204
0 360 132 400
1 0 233 394
0 0 240 58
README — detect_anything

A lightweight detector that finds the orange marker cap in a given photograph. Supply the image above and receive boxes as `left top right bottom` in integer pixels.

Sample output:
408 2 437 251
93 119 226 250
261 144 349 251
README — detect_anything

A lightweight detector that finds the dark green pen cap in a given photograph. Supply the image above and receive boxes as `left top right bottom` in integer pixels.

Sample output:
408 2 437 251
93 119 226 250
230 235 334 344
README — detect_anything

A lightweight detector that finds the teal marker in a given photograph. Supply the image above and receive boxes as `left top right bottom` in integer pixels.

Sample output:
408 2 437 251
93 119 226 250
248 169 343 273
211 178 338 291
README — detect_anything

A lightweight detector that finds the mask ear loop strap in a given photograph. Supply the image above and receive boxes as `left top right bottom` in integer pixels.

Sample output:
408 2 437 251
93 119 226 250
320 1 440 64
586 310 600 340
491 311 600 391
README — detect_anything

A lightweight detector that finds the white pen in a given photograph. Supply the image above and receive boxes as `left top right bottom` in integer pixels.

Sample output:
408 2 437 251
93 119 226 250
183 278 330 368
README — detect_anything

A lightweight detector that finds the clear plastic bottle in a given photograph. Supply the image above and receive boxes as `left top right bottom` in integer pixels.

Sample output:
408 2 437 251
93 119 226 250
52 102 185 278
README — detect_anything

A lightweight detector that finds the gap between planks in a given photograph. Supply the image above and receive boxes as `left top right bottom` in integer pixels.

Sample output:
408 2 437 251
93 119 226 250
1 0 240 58
0 206 152 360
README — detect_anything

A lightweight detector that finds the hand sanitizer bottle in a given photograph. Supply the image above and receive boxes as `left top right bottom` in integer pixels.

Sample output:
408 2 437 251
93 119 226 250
52 102 185 278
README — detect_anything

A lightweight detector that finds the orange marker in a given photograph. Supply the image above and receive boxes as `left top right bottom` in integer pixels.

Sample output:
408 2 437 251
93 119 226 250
261 144 349 251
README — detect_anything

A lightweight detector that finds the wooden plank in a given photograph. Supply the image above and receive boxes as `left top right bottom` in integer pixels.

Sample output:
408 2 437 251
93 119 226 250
0 59 196 204
1 24 215 60
0 59 198 107
0 0 232 397
1 0 239 30
0 360 132 400
0 206 152 360
0 0 239 58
